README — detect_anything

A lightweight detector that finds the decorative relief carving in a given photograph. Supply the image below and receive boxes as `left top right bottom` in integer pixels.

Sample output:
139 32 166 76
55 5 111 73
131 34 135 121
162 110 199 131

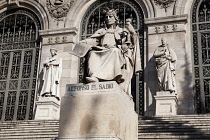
7 0 20 6
55 36 61 43
155 26 161 33
154 0 176 11
47 36 68 44
163 25 169 32
46 0 74 21
172 24 178 31
149 23 185 34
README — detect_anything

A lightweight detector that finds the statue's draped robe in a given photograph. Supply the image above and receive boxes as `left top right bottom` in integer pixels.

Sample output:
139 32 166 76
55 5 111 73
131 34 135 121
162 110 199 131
72 26 141 92
41 56 62 99
153 45 177 92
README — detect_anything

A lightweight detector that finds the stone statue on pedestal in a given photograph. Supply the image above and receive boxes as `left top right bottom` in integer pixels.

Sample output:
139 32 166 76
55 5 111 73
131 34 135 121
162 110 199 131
153 38 177 93
70 9 142 94
41 48 62 100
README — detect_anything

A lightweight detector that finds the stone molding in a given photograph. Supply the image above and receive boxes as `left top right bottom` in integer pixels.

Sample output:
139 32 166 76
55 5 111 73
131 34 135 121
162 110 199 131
0 0 50 29
7 0 20 6
39 27 77 45
145 14 188 25
46 0 74 21
145 14 188 34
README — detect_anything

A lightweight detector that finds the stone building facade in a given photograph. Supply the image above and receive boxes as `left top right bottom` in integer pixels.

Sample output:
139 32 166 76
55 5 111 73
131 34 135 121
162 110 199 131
0 0 209 121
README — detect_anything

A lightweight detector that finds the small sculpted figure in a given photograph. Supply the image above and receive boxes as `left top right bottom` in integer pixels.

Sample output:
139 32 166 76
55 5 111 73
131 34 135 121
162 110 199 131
70 9 142 95
41 48 62 100
153 38 177 93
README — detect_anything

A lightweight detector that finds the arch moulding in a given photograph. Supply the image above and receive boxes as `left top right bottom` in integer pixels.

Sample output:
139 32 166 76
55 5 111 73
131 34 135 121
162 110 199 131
65 0 154 31
0 0 49 30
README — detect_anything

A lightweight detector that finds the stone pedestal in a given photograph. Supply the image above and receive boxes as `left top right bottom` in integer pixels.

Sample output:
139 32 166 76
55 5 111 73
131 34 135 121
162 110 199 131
35 97 60 120
155 91 178 116
57 81 138 140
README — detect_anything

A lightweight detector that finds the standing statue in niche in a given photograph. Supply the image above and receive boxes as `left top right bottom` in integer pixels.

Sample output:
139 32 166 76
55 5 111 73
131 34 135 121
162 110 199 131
41 48 62 100
153 38 177 93
70 9 142 95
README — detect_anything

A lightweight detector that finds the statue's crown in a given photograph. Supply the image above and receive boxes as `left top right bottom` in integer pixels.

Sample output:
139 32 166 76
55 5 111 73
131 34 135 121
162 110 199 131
102 8 118 16
106 9 118 16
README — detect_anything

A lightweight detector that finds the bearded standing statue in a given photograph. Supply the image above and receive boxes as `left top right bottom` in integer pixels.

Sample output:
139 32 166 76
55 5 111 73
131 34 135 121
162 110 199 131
153 38 177 93
70 9 142 95
41 48 62 100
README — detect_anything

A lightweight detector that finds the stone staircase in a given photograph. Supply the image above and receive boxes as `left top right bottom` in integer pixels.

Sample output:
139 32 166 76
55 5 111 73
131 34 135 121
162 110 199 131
0 120 59 140
138 115 210 140
0 115 210 140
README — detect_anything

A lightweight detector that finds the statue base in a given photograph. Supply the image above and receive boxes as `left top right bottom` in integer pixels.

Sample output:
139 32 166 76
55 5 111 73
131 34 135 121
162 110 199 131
35 97 60 120
57 81 138 140
155 91 178 116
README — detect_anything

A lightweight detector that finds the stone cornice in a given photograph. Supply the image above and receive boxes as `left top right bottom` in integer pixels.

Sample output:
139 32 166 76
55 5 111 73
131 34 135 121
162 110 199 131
39 27 77 36
145 14 188 26
39 27 78 45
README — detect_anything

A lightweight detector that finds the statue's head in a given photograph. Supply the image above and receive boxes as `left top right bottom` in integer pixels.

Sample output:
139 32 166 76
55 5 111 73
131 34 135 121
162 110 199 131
104 9 119 26
50 48 58 56
161 37 167 46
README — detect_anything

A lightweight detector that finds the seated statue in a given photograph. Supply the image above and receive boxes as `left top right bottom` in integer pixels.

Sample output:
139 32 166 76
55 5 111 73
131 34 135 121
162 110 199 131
153 38 177 93
70 9 141 94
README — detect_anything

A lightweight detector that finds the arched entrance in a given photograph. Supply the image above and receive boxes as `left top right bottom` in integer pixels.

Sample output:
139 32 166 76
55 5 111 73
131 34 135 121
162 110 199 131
192 0 210 113
0 9 41 120
79 0 145 115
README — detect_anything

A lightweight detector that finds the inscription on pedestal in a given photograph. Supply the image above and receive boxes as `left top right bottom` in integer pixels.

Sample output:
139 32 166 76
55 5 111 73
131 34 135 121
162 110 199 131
66 82 116 94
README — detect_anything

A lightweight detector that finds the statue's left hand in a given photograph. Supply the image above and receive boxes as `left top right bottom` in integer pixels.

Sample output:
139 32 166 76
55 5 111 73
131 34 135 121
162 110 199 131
125 18 136 34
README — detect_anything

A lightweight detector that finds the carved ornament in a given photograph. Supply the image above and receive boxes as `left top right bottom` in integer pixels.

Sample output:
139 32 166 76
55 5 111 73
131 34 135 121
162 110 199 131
46 0 74 20
154 0 176 11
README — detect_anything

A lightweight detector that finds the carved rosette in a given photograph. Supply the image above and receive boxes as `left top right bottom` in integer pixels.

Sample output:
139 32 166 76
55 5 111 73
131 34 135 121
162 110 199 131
154 0 176 11
46 0 74 21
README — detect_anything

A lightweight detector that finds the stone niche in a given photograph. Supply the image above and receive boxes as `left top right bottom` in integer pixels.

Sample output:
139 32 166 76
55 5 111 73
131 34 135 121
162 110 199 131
57 81 138 140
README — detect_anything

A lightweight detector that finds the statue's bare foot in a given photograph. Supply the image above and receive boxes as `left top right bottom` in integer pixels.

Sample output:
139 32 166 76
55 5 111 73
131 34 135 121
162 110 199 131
86 77 99 83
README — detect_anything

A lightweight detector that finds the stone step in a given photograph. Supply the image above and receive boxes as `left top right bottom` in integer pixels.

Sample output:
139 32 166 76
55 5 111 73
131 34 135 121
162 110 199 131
139 123 210 127
139 128 210 132
0 120 59 140
140 118 210 121
140 116 210 120
138 115 210 139
0 135 58 140
0 131 58 137
138 132 210 138
0 126 59 132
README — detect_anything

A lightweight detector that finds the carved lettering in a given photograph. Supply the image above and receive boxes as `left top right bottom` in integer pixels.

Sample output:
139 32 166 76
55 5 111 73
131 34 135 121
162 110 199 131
67 83 115 93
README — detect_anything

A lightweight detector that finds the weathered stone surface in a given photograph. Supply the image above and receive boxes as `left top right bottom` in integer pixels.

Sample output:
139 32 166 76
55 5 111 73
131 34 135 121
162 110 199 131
155 91 178 116
58 81 138 140
35 97 60 120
